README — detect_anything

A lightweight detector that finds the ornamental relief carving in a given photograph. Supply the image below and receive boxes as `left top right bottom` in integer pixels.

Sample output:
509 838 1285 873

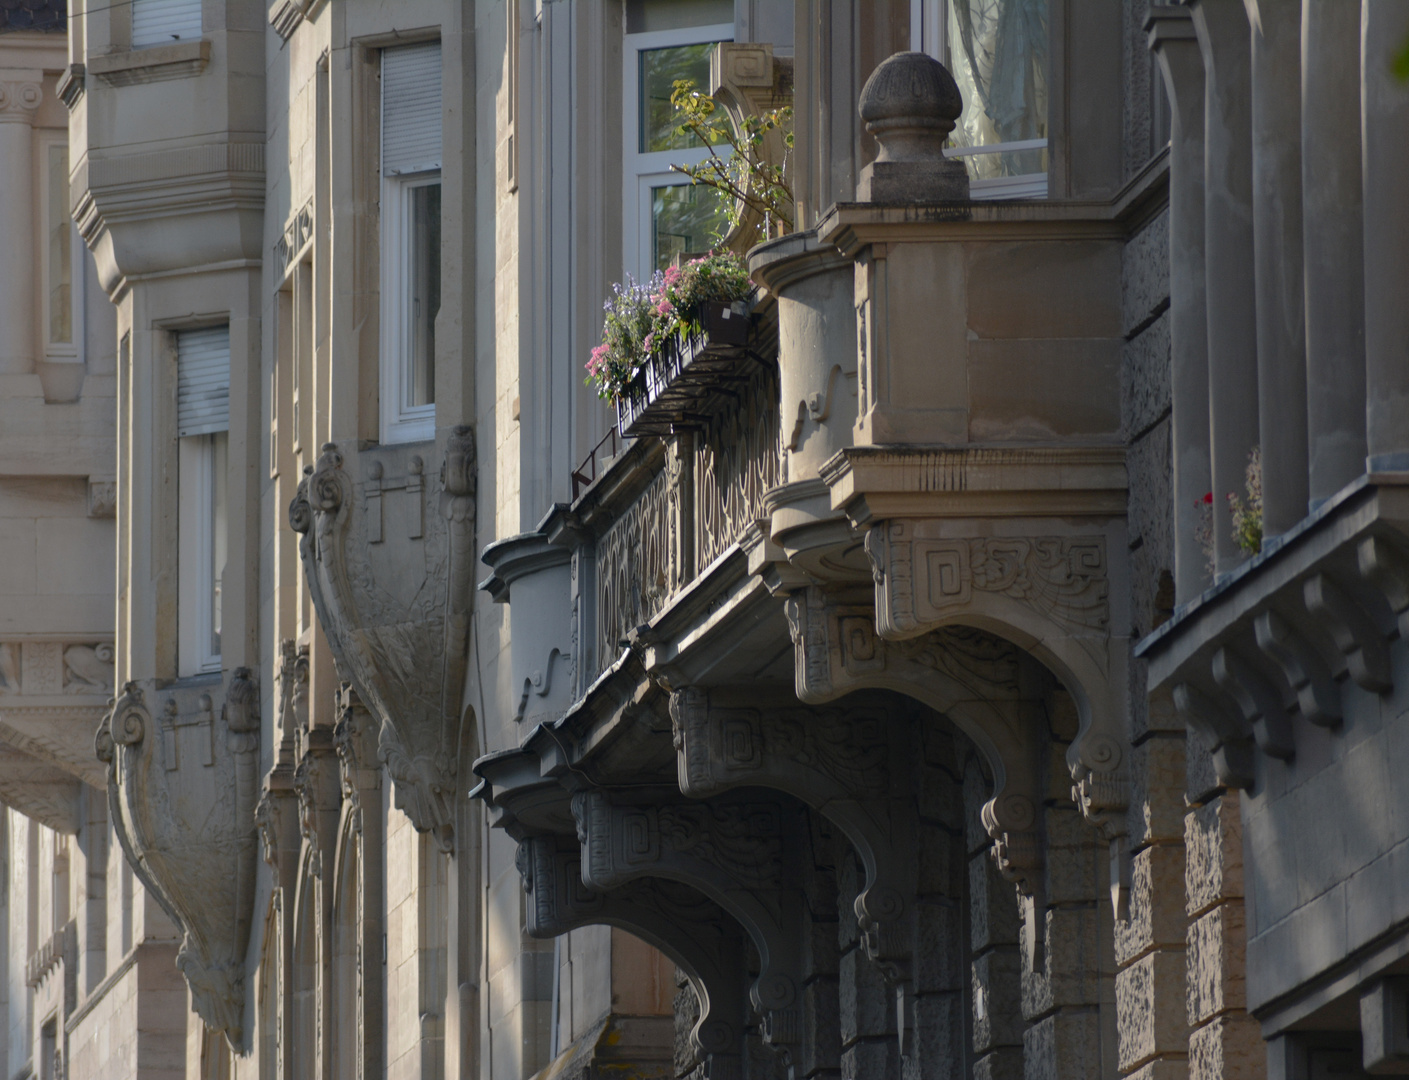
570 788 806 1053
517 834 748 1079
95 671 261 1046
863 521 1130 832
291 428 476 851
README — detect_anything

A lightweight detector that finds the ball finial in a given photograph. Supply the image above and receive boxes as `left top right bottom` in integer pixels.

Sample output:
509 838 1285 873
856 52 969 202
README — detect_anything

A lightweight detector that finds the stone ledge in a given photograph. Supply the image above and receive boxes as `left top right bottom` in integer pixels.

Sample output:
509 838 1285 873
88 41 210 87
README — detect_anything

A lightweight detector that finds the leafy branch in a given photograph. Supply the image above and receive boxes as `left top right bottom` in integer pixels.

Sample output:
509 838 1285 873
667 78 794 245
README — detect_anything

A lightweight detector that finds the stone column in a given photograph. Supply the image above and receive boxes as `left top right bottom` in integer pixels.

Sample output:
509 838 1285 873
0 77 41 375
1247 1 1308 537
1362 0 1409 470
1149 6 1213 603
1301 0 1366 507
1189 0 1259 578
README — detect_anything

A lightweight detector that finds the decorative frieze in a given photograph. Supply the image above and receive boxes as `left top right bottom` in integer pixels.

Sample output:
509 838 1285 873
96 671 262 1045
292 429 476 850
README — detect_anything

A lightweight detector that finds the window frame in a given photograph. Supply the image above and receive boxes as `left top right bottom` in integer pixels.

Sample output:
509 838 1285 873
178 429 227 678
911 0 1050 200
378 42 442 446
38 133 80 364
175 325 230 679
621 21 734 281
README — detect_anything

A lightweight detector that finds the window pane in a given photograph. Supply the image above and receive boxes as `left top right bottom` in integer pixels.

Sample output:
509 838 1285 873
210 432 228 659
640 43 714 153
946 0 1049 178
651 182 730 272
408 182 440 408
47 144 71 346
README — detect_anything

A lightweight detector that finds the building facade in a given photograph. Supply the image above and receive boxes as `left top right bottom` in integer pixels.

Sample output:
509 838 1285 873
0 0 1403 1079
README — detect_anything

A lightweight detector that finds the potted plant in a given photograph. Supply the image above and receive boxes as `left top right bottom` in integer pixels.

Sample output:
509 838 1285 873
586 251 755 436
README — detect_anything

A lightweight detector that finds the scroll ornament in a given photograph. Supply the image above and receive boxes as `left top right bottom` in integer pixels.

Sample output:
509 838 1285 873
290 427 476 850
95 669 261 1046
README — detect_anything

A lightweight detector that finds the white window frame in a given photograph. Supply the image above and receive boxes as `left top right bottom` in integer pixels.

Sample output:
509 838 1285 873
379 44 442 446
621 22 734 282
38 134 80 364
178 430 227 678
911 0 1049 200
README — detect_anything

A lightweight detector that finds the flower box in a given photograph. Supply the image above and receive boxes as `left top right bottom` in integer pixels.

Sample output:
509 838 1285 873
615 297 762 438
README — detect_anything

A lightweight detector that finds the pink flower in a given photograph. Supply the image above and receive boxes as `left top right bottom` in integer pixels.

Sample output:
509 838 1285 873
655 298 673 314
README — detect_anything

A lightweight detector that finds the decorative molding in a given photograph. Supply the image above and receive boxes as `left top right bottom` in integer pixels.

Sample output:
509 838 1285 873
85 141 264 192
291 430 476 850
56 64 85 109
0 79 43 122
571 788 806 1053
95 672 261 1045
26 919 75 988
88 41 212 87
518 834 747 1079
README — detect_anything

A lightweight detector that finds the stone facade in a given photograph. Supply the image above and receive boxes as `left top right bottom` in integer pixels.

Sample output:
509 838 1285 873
0 1 1404 1079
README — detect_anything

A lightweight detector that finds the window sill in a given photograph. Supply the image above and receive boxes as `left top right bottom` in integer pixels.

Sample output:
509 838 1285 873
89 41 210 87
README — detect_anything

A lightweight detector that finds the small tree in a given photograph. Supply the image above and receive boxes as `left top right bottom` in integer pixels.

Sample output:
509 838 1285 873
667 78 794 248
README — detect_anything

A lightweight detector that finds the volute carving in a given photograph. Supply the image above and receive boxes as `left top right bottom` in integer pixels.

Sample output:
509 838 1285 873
291 428 476 850
570 788 808 1056
95 671 261 1046
518 834 747 1080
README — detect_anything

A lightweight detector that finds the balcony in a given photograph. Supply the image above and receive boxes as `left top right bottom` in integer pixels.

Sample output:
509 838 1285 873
616 296 775 438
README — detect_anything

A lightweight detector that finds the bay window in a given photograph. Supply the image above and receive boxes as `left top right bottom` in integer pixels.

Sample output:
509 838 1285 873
622 5 733 279
177 326 230 678
912 0 1050 199
380 40 442 445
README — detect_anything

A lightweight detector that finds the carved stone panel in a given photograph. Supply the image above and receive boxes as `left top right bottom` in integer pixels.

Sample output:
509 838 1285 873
95 671 261 1045
291 430 476 850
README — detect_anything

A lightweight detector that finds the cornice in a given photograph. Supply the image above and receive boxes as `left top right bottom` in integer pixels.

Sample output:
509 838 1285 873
88 40 210 87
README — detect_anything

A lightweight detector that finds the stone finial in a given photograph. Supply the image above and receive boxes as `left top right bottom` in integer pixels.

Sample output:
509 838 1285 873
856 52 969 203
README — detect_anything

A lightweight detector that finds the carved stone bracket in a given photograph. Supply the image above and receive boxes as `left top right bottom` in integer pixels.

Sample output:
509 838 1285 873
1151 528 1409 791
670 686 917 983
518 833 748 1080
783 585 1055 963
291 429 476 850
95 671 261 1045
571 787 808 1055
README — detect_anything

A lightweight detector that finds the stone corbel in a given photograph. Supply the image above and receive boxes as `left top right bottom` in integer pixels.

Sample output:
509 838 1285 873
709 42 793 249
571 787 808 1059
518 833 748 1080
95 671 261 1046
783 585 1053 966
864 522 1133 879
670 687 917 984
290 428 476 850
1166 532 1409 792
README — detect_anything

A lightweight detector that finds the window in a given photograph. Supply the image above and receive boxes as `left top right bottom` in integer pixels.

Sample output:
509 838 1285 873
912 0 1050 199
622 15 734 280
41 140 79 362
380 41 442 445
131 0 202 48
177 326 230 678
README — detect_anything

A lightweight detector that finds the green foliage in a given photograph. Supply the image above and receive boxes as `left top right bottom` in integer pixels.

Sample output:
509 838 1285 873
585 251 751 402
667 79 794 246
1227 446 1263 557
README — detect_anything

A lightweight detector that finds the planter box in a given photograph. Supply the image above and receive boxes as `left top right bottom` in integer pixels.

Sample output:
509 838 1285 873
615 298 764 437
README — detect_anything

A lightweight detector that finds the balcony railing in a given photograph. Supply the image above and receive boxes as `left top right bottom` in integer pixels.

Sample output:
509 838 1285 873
615 294 772 438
